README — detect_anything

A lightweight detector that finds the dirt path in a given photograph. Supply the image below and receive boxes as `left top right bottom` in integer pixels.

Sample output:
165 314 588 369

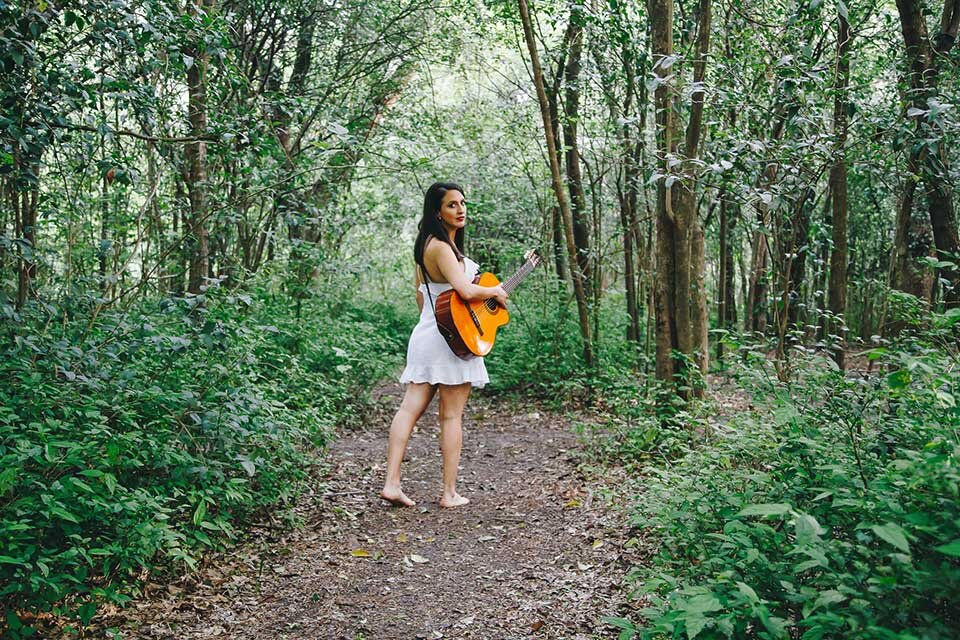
112 387 636 639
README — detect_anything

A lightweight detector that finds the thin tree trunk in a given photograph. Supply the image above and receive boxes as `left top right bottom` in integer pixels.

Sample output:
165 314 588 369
561 14 592 299
518 0 595 367
550 206 567 281
184 0 212 295
717 189 733 361
891 171 933 300
99 171 110 295
828 11 851 368
684 0 712 383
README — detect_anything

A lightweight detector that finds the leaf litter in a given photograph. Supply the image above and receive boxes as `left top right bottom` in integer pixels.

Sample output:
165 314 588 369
78 386 638 639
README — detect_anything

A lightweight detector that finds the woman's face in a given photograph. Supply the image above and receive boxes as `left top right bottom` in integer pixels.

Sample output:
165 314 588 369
438 189 466 231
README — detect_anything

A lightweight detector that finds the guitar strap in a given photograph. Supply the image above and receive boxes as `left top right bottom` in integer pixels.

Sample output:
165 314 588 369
419 263 457 345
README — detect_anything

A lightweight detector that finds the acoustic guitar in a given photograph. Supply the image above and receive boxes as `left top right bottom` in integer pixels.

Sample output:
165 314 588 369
434 250 541 359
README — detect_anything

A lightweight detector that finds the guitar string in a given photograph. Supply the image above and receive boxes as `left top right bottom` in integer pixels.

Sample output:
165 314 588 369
469 260 537 318
429 258 537 320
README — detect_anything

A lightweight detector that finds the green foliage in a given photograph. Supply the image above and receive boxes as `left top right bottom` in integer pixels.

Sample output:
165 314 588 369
614 337 960 639
0 285 409 634
485 286 650 401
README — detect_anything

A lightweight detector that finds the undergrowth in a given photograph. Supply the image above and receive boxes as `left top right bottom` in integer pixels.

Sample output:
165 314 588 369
601 316 960 639
0 282 410 637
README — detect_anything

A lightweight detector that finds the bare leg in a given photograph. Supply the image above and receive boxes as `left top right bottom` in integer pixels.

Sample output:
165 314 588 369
437 382 472 508
382 383 437 506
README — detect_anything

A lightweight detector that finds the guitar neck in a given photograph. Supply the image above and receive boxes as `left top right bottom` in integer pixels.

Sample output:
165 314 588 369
502 258 537 295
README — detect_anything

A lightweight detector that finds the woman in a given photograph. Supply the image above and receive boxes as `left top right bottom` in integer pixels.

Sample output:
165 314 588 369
380 182 508 508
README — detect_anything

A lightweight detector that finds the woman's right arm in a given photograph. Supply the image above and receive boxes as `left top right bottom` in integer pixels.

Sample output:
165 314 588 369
425 242 507 307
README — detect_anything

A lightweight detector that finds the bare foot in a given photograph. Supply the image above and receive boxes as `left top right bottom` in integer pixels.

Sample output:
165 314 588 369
381 488 416 507
439 493 469 508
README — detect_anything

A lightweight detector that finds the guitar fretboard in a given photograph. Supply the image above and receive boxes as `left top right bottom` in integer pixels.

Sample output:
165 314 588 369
481 256 539 311
503 259 536 295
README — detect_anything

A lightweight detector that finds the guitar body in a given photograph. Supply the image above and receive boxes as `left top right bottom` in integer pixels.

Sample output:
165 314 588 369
434 272 510 359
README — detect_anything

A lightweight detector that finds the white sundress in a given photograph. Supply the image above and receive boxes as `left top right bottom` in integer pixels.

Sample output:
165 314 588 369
398 257 489 388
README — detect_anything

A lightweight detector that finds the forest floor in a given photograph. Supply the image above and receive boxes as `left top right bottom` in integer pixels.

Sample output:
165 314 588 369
95 385 644 640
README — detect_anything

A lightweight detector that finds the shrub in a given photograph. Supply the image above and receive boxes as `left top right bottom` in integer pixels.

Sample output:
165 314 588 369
609 328 960 639
0 284 410 636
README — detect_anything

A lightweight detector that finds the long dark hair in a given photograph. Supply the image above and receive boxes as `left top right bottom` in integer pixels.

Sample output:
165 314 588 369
413 181 465 276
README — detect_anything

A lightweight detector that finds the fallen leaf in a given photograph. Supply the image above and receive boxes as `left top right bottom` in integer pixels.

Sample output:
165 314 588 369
458 615 475 626
478 535 496 542
396 533 408 543
409 554 429 564
531 620 545 632
592 539 604 549
350 549 372 558
564 499 581 509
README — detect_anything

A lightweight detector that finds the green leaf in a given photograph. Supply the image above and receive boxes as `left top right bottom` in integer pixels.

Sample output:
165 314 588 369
0 466 17 494
51 506 80 523
736 503 792 518
871 523 910 553
887 369 910 389
794 513 826 544
685 613 709 639
193 500 207 526
813 589 846 611
681 593 723 615
736 582 759 604
103 473 118 495
934 539 960 557
837 0 848 19
602 616 635 631
0 555 27 565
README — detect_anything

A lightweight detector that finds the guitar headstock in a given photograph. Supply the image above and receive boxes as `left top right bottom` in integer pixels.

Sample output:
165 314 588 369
523 249 542 268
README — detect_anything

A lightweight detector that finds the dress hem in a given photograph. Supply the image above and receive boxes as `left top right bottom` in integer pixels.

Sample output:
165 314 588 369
399 377 487 389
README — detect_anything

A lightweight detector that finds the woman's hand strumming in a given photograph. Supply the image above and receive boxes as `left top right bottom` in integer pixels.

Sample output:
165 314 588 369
490 285 508 309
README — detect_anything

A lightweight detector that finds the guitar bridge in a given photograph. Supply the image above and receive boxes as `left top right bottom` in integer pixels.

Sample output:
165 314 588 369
468 307 484 335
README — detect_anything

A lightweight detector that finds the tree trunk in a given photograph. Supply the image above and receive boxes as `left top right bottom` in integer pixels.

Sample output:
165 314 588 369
184 0 212 295
892 173 933 301
717 189 737 360
746 223 769 333
652 0 712 397
13 163 39 309
651 0 678 385
782 192 812 329
561 15 592 299
620 200 639 342
99 171 109 295
590 15 643 345
828 11 851 368
551 206 567 281
895 0 960 307
518 0 595 368
685 0 711 385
